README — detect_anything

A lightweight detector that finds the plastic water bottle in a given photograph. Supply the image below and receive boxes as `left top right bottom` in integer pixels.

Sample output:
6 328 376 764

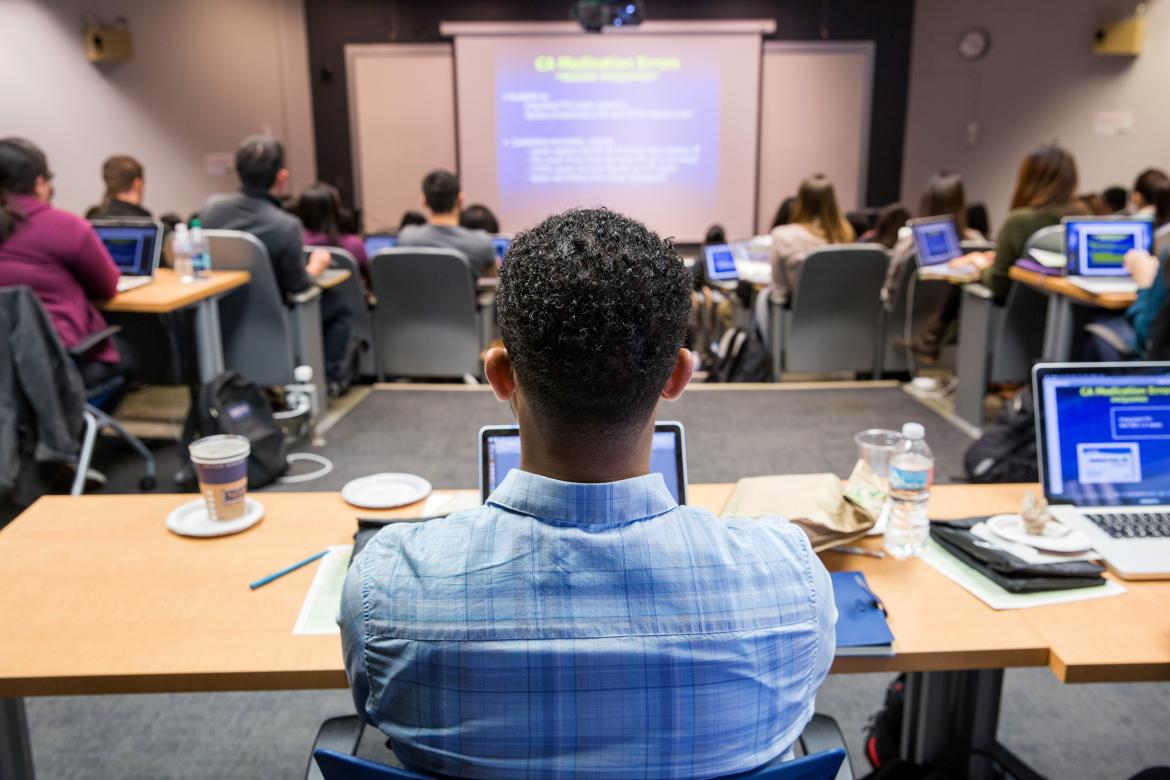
885 422 934 558
172 223 195 283
189 218 211 279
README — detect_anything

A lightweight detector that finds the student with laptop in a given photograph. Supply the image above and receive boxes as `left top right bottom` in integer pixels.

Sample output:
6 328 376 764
200 135 356 394
948 144 1081 303
293 181 370 287
340 208 836 779
0 138 126 388
85 155 152 220
397 169 497 282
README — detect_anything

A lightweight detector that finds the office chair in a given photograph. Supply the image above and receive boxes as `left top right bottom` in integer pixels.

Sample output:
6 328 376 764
304 246 375 381
204 230 328 415
368 248 482 382
764 244 889 377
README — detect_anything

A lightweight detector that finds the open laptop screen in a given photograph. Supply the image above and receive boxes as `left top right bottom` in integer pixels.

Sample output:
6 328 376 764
92 223 159 276
1065 217 1153 277
364 234 399 257
1034 363 1170 506
491 236 511 264
480 422 688 504
909 217 962 268
704 243 738 282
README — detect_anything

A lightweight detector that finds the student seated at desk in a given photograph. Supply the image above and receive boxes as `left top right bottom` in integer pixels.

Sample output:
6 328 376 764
199 135 355 394
768 173 855 302
888 171 985 362
861 202 911 249
950 144 1081 303
85 155 152 220
1132 167 1170 255
0 138 125 388
458 202 499 234
1084 249 1170 361
397 169 497 282
293 181 370 287
340 208 835 779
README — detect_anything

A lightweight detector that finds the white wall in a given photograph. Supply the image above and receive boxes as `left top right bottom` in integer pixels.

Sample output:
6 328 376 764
903 0 1170 225
0 0 315 217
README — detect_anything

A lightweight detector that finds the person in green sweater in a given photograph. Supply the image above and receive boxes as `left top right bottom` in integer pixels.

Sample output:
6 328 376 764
957 144 1080 301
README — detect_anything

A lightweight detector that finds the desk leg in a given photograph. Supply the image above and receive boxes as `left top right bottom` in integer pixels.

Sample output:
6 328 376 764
901 670 1043 780
193 296 226 384
955 291 993 428
0 697 34 780
1041 295 1073 362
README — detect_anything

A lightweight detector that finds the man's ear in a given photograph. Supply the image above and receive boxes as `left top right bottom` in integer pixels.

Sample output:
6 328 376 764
661 348 694 401
484 347 516 402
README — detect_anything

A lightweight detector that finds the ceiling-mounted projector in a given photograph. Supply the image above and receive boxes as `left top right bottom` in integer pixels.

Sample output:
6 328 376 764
571 1 644 33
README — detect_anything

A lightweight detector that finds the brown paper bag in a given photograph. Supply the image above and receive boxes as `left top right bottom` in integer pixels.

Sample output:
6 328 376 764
720 471 877 551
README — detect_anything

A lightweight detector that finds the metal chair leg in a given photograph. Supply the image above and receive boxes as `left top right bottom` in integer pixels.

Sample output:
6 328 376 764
71 411 99 496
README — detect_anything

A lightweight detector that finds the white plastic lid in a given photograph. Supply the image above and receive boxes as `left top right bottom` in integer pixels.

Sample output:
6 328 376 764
902 422 925 440
294 365 314 382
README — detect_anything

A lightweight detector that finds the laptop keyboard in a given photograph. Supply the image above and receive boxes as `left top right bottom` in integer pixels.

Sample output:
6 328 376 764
1085 512 1170 538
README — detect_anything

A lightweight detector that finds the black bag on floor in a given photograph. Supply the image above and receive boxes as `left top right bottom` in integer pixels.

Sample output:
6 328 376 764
708 327 773 383
963 388 1038 483
182 372 288 489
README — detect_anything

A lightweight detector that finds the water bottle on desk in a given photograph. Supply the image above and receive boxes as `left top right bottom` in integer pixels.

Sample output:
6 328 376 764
885 422 934 559
189 218 211 279
172 223 195 283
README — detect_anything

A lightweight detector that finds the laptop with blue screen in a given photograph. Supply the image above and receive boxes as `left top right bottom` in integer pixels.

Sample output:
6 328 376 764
1062 216 1154 295
479 422 688 504
364 233 399 257
91 219 162 292
1033 362 1170 579
908 216 976 280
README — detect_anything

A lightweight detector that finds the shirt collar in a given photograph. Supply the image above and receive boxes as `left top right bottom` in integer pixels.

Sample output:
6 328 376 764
487 469 678 527
8 193 47 218
241 186 282 207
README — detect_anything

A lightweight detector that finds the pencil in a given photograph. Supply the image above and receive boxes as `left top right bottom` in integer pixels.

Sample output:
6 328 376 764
249 549 329 590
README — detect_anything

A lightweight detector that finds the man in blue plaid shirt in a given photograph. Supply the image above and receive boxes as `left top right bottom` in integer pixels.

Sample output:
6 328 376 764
340 208 836 778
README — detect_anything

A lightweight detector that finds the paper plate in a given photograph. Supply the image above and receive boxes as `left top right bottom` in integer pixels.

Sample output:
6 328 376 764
167 498 265 538
986 514 1093 553
341 473 432 509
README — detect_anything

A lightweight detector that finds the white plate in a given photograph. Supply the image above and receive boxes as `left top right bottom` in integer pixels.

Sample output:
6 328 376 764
167 498 265 538
341 473 432 509
986 514 1093 553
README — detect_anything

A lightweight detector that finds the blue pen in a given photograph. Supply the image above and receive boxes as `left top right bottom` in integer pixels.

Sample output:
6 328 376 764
249 550 329 590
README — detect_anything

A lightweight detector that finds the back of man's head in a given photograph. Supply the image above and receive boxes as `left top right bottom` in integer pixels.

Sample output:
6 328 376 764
235 135 285 191
497 208 691 434
422 169 460 214
102 155 143 196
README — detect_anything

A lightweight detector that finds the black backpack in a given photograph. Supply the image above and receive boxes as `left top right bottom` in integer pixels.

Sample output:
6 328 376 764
183 372 289 489
708 327 774 383
963 388 1038 483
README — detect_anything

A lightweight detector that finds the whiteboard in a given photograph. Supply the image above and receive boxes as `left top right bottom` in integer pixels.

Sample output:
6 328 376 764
346 44 456 232
756 42 873 234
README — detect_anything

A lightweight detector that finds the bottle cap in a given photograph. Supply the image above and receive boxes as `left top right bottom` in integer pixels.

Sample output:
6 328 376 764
902 422 925 440
190 218 201 228
294 365 314 382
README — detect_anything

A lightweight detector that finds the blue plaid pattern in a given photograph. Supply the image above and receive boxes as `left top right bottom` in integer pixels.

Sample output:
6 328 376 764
340 470 835 779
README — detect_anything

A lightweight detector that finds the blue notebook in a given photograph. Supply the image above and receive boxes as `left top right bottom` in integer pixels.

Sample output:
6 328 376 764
832 571 895 657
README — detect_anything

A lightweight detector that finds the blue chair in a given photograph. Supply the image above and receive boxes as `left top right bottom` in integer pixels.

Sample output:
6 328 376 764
313 746 846 780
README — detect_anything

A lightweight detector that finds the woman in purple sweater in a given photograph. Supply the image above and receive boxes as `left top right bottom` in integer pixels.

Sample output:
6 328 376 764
0 138 122 386
293 181 370 288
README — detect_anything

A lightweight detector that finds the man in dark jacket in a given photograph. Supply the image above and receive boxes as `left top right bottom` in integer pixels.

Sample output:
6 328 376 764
200 136 354 393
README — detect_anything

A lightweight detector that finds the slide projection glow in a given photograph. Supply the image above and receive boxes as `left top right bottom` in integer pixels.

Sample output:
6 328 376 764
454 35 761 241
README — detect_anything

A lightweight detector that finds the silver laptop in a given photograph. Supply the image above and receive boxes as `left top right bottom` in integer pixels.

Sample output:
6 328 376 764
91 218 163 292
1062 215 1154 295
1034 362 1170 579
478 422 689 504
909 216 978 280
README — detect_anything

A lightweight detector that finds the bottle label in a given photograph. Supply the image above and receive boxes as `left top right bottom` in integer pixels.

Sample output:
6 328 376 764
890 466 933 492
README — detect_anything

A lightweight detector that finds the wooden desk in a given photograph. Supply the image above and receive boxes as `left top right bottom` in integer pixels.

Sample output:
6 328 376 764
1009 265 1136 362
100 268 250 383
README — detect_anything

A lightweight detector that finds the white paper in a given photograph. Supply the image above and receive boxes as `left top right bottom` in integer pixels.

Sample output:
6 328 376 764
971 523 1098 565
1094 110 1135 136
921 538 1125 610
293 545 352 635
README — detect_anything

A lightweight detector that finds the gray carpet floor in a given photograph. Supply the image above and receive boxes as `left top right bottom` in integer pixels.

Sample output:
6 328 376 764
22 386 1170 778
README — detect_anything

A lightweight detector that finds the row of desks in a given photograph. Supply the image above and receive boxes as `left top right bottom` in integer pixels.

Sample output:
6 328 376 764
1 485 1167 777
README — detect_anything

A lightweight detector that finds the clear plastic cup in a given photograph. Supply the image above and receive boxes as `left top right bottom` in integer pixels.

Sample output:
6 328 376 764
188 435 250 521
854 429 903 488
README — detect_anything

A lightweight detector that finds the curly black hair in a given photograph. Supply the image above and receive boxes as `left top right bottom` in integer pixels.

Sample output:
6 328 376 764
497 208 692 432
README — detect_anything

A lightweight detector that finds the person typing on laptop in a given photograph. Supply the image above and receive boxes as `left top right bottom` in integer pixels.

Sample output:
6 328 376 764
339 208 836 779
